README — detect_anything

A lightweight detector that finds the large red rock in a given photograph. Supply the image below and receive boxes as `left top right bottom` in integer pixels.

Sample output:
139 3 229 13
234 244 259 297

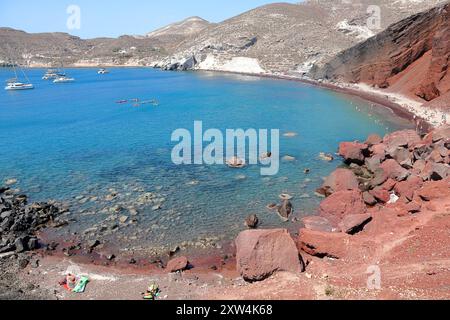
381 178 397 191
370 143 387 158
166 256 189 273
394 175 424 201
318 190 367 226
415 180 450 201
430 125 450 143
420 161 450 181
298 228 351 259
369 187 390 203
338 213 373 235
301 216 336 233
320 168 359 195
379 159 410 181
235 229 303 281
383 130 421 154
338 142 368 163
365 134 382 146
365 154 383 173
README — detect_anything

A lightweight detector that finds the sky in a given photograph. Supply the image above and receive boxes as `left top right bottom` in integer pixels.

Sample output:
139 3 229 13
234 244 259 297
0 0 299 39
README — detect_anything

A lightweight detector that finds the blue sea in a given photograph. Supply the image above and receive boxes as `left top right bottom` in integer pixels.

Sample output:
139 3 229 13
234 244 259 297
0 68 413 254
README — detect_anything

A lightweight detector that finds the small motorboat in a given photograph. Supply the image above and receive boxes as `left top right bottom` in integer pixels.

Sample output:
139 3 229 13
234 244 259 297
98 68 109 74
53 76 75 83
116 100 128 104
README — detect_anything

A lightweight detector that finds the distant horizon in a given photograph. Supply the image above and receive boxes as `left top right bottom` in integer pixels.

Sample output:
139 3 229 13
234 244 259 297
0 0 300 39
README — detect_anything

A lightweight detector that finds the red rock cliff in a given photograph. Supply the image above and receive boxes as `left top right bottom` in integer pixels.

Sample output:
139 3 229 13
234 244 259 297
311 2 450 107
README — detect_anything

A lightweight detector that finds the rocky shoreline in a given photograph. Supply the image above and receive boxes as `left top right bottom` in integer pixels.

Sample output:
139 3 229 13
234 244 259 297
1 125 449 299
233 125 450 293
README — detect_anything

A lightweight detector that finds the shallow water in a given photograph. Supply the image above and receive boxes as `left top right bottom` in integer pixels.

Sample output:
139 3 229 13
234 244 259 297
0 68 413 252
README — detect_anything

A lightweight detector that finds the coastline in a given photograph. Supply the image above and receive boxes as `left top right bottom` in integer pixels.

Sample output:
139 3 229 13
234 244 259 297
195 69 437 130
2 64 437 129
2 66 448 300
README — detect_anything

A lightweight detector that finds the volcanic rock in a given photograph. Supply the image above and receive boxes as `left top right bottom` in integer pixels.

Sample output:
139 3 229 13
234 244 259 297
338 142 368 164
394 175 424 201
166 256 189 273
235 229 303 282
338 213 373 235
245 214 259 229
379 159 410 181
301 216 336 233
277 200 293 221
370 187 391 203
298 228 350 259
320 168 359 196
318 190 367 226
415 180 450 201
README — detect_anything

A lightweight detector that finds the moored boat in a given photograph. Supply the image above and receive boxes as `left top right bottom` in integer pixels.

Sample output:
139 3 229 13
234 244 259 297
53 76 75 83
98 68 109 74
5 79 34 91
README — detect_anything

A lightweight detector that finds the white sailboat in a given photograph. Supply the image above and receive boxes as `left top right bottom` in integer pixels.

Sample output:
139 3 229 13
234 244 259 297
53 62 75 83
42 68 65 80
4 64 34 91
53 76 75 83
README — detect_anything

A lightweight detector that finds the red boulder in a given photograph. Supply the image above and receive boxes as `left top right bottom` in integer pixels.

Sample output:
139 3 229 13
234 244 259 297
338 142 368 164
379 159 410 181
394 175 423 201
166 256 189 273
370 187 391 203
301 215 336 233
320 168 359 195
383 130 421 153
298 229 350 259
338 213 373 235
318 190 367 226
235 229 304 281
415 180 450 201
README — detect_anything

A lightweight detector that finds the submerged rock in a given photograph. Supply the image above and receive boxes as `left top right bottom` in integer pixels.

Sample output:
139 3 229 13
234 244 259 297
245 214 259 229
277 200 293 221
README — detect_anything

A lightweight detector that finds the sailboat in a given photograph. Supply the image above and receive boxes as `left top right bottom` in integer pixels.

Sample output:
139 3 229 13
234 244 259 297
53 62 75 83
42 68 65 80
4 63 34 91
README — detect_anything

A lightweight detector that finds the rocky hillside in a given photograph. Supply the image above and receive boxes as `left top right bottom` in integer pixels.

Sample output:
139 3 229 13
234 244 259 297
0 16 213 67
146 17 213 51
1 1 444 70
154 0 445 73
310 2 449 109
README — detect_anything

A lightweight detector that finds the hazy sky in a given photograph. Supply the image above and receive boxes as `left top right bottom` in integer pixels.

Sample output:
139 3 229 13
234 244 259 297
0 0 299 39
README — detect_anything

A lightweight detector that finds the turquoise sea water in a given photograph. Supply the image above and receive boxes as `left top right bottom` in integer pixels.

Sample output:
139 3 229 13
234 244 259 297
0 68 412 253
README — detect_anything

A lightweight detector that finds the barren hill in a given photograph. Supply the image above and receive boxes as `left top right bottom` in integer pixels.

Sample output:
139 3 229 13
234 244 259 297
0 16 212 67
0 1 444 69
154 0 445 73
